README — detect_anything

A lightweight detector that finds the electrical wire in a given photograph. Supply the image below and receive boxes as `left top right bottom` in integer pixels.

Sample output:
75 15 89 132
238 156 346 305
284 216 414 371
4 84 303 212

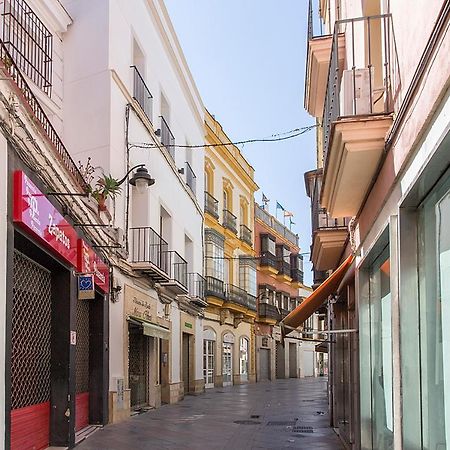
129 124 316 150
204 252 310 261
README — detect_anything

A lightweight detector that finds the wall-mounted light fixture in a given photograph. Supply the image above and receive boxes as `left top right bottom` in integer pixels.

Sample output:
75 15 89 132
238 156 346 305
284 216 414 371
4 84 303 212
129 166 155 194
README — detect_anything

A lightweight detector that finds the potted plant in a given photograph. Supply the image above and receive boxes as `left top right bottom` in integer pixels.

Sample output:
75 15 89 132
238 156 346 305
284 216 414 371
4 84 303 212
91 174 122 211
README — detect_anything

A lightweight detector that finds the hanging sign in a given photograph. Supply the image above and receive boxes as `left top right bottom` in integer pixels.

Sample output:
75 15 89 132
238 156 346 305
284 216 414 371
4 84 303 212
13 171 78 267
77 239 110 293
78 274 95 299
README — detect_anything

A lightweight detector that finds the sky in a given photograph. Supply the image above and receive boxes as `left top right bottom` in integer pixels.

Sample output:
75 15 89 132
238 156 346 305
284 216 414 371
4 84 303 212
165 0 316 285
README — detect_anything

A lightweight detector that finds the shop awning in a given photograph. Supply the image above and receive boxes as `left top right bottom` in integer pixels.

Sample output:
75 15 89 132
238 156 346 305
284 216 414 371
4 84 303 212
128 316 170 340
282 254 354 332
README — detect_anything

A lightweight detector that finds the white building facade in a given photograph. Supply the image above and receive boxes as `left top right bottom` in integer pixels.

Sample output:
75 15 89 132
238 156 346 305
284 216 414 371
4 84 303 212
61 0 205 419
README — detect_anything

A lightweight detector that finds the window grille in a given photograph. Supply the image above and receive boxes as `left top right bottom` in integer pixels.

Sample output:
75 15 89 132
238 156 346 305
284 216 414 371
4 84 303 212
2 0 53 94
12 250 52 409
76 299 90 394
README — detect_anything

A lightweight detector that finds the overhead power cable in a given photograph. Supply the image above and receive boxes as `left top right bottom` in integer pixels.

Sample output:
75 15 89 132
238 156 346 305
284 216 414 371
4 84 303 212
129 124 316 150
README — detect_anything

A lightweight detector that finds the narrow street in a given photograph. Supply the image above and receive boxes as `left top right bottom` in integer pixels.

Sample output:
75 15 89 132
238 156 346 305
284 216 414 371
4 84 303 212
77 378 342 450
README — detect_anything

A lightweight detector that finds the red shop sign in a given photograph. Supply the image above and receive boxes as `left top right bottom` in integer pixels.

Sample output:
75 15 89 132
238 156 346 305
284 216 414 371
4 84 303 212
13 170 78 267
77 239 110 293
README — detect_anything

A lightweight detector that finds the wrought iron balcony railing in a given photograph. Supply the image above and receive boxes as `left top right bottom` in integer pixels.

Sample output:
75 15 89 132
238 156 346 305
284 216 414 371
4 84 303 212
240 224 252 246
277 259 291 277
130 227 169 273
255 204 298 246
160 115 175 160
0 41 87 191
257 303 281 321
246 293 257 312
131 65 153 122
187 272 205 299
259 252 278 270
323 14 394 163
163 250 187 288
223 209 237 234
205 276 225 300
185 161 196 194
225 283 248 309
291 268 304 284
204 192 219 218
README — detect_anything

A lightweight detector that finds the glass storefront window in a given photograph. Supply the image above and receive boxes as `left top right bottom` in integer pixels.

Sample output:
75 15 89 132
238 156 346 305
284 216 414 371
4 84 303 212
239 337 249 378
360 243 393 449
415 176 450 448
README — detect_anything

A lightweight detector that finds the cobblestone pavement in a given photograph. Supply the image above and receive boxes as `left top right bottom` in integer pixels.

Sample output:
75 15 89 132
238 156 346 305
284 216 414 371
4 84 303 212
78 377 343 450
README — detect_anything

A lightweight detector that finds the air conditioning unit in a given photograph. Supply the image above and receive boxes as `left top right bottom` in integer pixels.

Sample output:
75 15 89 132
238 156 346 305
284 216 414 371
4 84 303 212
340 68 373 116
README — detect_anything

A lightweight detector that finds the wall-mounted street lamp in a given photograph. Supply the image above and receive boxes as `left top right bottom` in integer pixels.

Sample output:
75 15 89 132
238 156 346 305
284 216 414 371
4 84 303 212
128 165 155 194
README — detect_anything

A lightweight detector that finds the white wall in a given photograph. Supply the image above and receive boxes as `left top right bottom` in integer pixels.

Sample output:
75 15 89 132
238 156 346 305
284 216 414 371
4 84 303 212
0 134 7 450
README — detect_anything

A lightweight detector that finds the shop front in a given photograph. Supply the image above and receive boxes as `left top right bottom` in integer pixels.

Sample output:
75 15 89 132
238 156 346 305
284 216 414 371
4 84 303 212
8 169 109 449
124 285 170 412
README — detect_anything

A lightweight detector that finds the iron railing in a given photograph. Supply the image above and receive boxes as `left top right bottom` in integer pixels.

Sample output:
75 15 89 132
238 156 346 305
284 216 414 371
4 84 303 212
255 204 298 246
323 14 394 163
205 276 225 300
187 272 205 299
223 209 237 234
246 293 257 311
2 0 52 94
259 252 278 270
131 65 153 122
257 303 280 321
185 161 196 194
204 192 219 218
225 284 249 309
291 268 304 284
240 224 252 246
160 115 175 160
277 259 291 277
0 41 87 190
163 251 187 288
130 227 169 273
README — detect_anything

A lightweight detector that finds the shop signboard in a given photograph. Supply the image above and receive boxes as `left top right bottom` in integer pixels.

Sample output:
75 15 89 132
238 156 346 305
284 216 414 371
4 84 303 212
13 170 78 267
77 239 110 293
78 274 95 299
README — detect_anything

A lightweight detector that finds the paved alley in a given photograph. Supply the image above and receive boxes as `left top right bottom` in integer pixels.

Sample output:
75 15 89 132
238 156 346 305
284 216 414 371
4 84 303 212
77 378 343 450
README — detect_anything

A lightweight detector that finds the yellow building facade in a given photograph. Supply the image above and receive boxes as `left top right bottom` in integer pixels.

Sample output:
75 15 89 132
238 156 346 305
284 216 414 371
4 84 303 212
203 110 259 387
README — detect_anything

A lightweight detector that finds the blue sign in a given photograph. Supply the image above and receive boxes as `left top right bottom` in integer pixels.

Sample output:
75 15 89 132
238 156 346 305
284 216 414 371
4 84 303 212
78 274 95 299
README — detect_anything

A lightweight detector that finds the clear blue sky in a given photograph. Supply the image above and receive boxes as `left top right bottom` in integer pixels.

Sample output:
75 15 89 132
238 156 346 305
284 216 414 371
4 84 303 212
165 0 316 285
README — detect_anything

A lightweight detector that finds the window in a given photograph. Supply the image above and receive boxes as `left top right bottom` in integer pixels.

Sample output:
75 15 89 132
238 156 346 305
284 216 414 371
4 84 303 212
239 256 257 296
2 0 53 94
261 234 276 255
205 229 224 281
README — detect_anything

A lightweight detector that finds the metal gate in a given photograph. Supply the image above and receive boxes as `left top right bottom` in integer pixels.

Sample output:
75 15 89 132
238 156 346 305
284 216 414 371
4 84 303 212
129 326 149 409
75 299 90 431
11 250 52 450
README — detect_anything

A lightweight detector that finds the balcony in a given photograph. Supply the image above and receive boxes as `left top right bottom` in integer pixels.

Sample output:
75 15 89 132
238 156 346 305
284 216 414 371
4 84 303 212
187 273 207 307
259 252 278 277
205 276 226 304
321 14 395 218
223 209 237 234
240 224 253 247
158 251 187 294
130 227 170 282
291 268 304 284
224 284 256 312
185 161 196 194
131 66 153 122
257 303 280 324
304 0 345 118
0 42 87 191
159 115 175 160
255 204 298 247
204 192 219 219
276 259 292 284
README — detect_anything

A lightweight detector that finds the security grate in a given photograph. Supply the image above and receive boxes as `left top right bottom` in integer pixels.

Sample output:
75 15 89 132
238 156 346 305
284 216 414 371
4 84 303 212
293 426 314 433
129 327 149 408
12 251 52 410
76 299 90 393
2 0 53 94
267 421 297 426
